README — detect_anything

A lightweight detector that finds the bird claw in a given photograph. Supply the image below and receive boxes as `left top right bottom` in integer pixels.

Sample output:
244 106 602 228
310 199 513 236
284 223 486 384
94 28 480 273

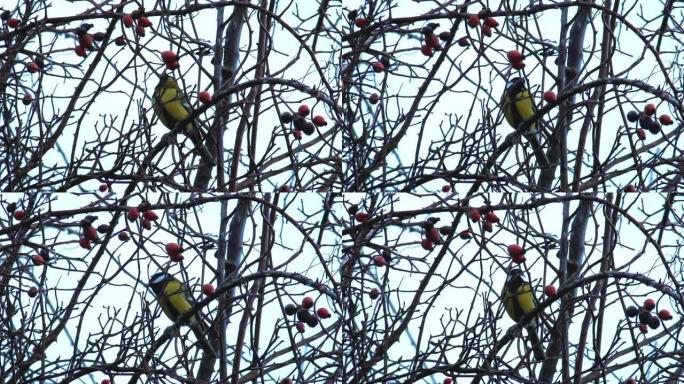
505 132 521 145
164 326 181 338
505 325 522 338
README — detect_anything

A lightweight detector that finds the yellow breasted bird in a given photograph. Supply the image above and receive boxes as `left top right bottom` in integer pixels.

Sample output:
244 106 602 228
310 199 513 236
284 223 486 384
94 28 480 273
147 272 215 356
501 77 550 168
152 75 215 164
501 268 545 360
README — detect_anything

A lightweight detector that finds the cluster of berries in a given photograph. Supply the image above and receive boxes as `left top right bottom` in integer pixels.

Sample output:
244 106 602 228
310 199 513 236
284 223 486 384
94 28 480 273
280 104 327 140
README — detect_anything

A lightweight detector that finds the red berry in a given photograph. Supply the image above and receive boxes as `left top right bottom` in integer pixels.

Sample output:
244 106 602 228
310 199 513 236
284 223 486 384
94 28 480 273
483 17 499 28
425 33 440 49
544 285 557 297
198 91 212 104
169 253 184 262
118 231 129 241
659 114 673 125
122 14 134 27
444 379 454 384
141 219 152 230
481 25 492 37
84 226 100 242
28 286 39 297
355 212 370 223
421 239 434 251
278 185 292 192
165 242 182 256
457 37 470 47
32 255 45 266
511 60 526 70
137 16 152 28
369 93 380 104
658 309 672 320
22 94 33 105
101 380 111 384
74 45 87 57
373 255 387 267
161 51 177 63
507 50 524 63
297 104 310 117
636 129 646 140
439 31 453 41
483 221 493 233
354 18 368 28
281 379 293 384
467 14 480 27
201 283 215 296
13 210 26 220
623 379 636 384
624 184 637 192
295 322 305 333
312 115 327 126
420 45 433 56
127 208 140 221
165 61 179 70
317 307 331 318
468 208 481 222
638 323 648 334
372 62 385 73
114 36 126 46
512 253 526 264
644 298 655 311
442 184 451 192
507 244 525 258
459 230 471 239
426 227 440 243
543 91 557 103
7 18 20 28
79 237 92 250
79 34 94 49
644 103 656 116
27 62 40 73
292 129 302 140
143 210 158 221
302 296 314 309
484 211 499 223
135 25 145 36
99 183 108 192
369 288 380 299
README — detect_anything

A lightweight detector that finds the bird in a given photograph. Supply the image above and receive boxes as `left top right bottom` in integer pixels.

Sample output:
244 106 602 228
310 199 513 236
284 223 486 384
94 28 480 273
152 74 215 164
501 77 550 168
501 268 545 361
147 271 215 356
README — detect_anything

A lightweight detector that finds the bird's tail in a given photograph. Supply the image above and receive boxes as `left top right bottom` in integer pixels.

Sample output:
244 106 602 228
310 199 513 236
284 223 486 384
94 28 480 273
526 324 545 361
190 318 217 358
186 127 216 166
525 133 550 169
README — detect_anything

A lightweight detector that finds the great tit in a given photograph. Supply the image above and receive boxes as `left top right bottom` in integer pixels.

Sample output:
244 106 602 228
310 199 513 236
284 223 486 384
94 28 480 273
501 77 550 168
147 272 215 355
152 74 214 164
501 268 545 361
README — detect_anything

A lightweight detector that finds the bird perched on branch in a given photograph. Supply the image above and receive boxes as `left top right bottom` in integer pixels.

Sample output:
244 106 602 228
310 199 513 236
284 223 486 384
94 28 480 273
147 271 215 356
501 77 550 168
501 268 545 361
152 74 215 164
